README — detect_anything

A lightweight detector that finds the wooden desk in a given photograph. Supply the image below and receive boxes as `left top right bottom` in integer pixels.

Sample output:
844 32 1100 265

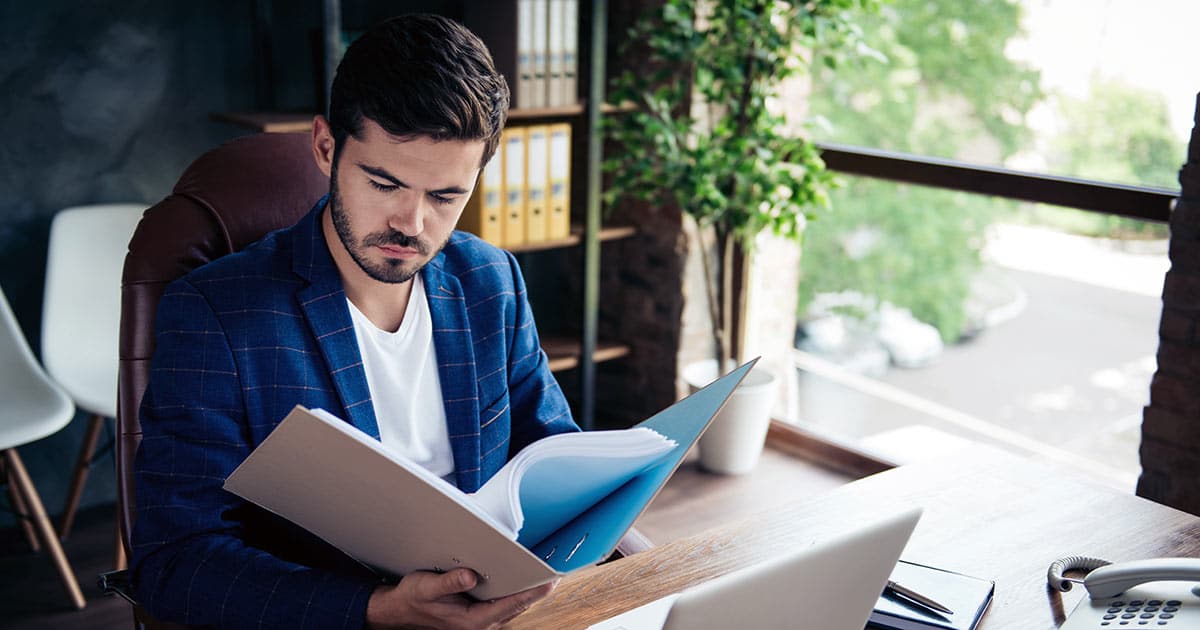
509 445 1200 629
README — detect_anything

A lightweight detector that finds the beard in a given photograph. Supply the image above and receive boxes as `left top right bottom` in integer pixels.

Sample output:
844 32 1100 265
328 173 447 284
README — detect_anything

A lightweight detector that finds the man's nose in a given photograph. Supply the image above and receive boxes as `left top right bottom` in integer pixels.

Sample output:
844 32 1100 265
387 191 426 236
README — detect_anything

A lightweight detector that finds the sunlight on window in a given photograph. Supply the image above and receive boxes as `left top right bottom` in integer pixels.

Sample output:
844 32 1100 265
776 0 1188 488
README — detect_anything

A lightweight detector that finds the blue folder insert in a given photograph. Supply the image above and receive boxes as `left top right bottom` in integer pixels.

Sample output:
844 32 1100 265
529 359 758 571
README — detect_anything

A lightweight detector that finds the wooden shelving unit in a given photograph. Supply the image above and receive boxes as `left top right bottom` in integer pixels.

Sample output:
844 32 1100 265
543 337 631 373
211 102 630 134
210 112 316 133
508 225 635 253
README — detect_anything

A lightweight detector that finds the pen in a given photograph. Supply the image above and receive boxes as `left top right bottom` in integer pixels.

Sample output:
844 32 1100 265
885 580 954 615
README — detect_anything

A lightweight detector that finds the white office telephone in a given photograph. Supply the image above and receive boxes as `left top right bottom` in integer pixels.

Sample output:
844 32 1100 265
1049 556 1200 628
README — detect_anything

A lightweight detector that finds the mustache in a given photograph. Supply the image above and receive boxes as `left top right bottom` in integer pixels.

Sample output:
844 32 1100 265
362 230 429 254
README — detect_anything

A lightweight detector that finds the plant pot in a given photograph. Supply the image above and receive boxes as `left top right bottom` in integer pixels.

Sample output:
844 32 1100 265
683 359 777 475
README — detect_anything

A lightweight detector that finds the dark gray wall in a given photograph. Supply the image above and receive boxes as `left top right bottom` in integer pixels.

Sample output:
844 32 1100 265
0 0 299 527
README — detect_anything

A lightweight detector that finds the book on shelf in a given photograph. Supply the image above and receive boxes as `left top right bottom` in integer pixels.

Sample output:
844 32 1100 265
465 0 577 109
548 0 566 106
224 360 759 600
460 153 504 246
525 125 550 242
868 560 995 630
547 122 572 238
459 122 570 248
531 0 549 108
559 0 578 106
501 126 528 246
517 0 537 108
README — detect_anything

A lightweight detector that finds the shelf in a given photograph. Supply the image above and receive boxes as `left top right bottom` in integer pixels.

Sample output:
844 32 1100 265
507 225 636 254
601 101 638 115
212 101 631 134
210 112 315 133
506 104 584 121
543 336 631 373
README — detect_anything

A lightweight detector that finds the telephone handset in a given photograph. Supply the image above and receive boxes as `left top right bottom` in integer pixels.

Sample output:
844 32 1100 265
1049 555 1200 628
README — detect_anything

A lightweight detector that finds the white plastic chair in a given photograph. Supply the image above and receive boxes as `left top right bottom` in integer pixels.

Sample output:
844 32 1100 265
41 204 145 546
0 285 86 609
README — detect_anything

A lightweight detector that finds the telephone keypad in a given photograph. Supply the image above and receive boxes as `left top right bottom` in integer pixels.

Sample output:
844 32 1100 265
1065 583 1198 629
1098 597 1187 626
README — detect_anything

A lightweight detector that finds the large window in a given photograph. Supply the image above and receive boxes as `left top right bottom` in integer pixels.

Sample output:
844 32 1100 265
769 0 1187 487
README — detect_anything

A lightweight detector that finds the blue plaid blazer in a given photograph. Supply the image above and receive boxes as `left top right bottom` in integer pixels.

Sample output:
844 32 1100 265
131 198 577 629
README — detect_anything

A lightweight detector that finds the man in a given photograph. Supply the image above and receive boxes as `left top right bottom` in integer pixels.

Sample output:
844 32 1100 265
131 14 576 629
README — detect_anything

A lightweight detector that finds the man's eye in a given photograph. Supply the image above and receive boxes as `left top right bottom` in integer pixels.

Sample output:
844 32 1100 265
369 180 397 192
430 194 456 206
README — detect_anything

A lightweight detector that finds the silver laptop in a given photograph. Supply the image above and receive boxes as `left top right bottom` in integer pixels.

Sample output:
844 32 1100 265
588 507 922 630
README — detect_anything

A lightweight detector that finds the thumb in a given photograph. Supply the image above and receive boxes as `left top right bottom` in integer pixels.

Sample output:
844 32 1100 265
437 568 478 595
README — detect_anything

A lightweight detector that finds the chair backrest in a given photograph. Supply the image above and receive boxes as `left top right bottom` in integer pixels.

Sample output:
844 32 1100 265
43 204 147 418
0 285 76 451
116 132 328 559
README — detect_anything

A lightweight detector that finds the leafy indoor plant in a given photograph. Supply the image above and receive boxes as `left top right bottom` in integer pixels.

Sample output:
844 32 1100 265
604 0 877 473
605 0 876 368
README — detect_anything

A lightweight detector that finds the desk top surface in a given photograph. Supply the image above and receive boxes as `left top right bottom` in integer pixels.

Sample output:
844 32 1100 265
508 445 1200 629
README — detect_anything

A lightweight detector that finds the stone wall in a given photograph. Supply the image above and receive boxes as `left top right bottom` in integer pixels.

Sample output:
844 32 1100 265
595 198 687 427
1139 93 1200 515
0 0 269 526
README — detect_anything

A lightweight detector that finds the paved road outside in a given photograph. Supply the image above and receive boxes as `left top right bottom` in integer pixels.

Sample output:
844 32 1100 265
789 224 1167 490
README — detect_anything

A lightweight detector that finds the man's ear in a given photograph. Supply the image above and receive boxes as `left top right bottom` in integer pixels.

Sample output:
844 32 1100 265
312 115 336 178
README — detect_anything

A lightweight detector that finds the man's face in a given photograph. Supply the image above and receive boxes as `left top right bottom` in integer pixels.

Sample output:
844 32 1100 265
325 118 485 284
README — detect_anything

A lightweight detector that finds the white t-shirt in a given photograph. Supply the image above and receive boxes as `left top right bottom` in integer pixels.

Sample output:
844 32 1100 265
346 275 456 481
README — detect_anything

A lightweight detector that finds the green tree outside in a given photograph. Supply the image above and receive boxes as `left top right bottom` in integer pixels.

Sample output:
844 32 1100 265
800 0 1041 341
1012 81 1180 239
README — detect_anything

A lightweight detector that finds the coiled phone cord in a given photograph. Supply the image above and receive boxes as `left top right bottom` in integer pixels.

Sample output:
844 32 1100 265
1048 556 1112 592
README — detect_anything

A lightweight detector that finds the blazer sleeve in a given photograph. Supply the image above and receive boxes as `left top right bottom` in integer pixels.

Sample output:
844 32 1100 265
503 250 580 453
130 279 374 630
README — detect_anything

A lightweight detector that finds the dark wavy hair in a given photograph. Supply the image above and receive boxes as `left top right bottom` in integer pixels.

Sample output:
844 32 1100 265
328 14 510 167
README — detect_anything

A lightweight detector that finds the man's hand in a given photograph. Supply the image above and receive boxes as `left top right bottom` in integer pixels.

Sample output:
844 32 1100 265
365 568 556 630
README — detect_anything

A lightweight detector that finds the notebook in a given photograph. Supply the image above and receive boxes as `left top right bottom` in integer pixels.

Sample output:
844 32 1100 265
868 561 994 630
587 507 922 630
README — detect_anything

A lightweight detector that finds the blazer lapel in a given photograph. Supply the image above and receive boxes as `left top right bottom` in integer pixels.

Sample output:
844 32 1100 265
423 256 482 492
292 198 380 439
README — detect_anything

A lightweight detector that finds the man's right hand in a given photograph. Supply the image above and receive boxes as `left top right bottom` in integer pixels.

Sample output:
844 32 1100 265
365 568 556 630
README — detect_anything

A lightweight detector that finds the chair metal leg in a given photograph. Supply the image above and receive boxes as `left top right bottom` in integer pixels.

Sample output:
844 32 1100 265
3 457 41 552
114 503 127 571
4 448 86 609
59 413 106 540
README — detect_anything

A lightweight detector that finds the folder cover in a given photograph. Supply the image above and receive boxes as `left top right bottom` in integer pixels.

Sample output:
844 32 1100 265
531 0 549 108
224 360 758 600
547 123 571 239
562 0 578 105
525 125 550 242
547 0 565 106
868 561 994 630
501 127 527 247
459 153 504 246
517 0 536 108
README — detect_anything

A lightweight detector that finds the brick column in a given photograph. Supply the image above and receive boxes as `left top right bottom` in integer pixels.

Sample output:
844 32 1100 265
1138 93 1200 515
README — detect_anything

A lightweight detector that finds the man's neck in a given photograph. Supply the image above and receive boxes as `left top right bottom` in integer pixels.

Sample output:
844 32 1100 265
322 206 414 333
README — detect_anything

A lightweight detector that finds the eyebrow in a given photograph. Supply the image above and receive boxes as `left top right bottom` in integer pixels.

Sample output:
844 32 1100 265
357 163 471 196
